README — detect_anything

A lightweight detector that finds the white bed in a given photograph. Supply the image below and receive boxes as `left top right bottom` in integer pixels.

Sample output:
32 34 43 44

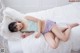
21 2 80 53
0 2 80 53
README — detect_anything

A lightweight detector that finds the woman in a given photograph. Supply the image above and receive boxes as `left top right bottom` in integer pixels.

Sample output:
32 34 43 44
8 16 79 49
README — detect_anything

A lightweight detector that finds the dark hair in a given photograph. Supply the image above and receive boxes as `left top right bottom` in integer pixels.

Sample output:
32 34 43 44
8 22 18 32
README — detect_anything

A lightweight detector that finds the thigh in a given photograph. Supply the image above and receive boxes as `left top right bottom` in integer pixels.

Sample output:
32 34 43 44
51 24 65 40
44 32 56 48
44 32 55 39
59 27 68 32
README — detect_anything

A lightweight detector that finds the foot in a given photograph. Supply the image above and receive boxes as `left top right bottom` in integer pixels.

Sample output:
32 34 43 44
67 23 79 29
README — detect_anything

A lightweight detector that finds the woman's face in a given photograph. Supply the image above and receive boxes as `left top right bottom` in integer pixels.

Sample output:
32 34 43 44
16 21 23 31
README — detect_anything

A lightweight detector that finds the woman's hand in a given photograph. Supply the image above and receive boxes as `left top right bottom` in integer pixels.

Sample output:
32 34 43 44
35 32 41 38
21 33 30 38
21 33 28 38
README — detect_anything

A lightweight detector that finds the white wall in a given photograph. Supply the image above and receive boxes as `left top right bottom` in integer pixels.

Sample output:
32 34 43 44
3 0 70 13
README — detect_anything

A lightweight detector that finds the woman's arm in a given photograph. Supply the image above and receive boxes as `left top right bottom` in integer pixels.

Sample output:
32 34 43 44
21 32 33 38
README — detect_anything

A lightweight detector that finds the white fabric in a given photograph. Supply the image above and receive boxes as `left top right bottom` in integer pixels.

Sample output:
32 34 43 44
0 7 25 40
21 2 80 53
1 2 80 53
0 0 5 22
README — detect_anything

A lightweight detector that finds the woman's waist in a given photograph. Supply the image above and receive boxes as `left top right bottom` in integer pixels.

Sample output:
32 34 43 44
41 20 56 33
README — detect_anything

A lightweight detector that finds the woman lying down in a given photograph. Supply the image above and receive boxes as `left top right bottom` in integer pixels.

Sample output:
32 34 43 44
8 16 79 49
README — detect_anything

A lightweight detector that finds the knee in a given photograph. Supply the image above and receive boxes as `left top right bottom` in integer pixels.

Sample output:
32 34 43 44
62 37 68 42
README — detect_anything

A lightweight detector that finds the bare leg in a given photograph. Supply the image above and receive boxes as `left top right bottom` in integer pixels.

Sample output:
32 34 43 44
51 23 79 42
59 23 79 32
59 27 68 32
44 32 60 49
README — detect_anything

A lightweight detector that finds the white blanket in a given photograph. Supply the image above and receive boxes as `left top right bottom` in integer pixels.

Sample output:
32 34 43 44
1 2 80 53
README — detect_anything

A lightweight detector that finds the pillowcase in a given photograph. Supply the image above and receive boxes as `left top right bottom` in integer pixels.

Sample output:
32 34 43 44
0 7 25 40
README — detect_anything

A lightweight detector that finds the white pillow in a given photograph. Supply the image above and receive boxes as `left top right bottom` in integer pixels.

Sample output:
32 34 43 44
0 7 25 40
